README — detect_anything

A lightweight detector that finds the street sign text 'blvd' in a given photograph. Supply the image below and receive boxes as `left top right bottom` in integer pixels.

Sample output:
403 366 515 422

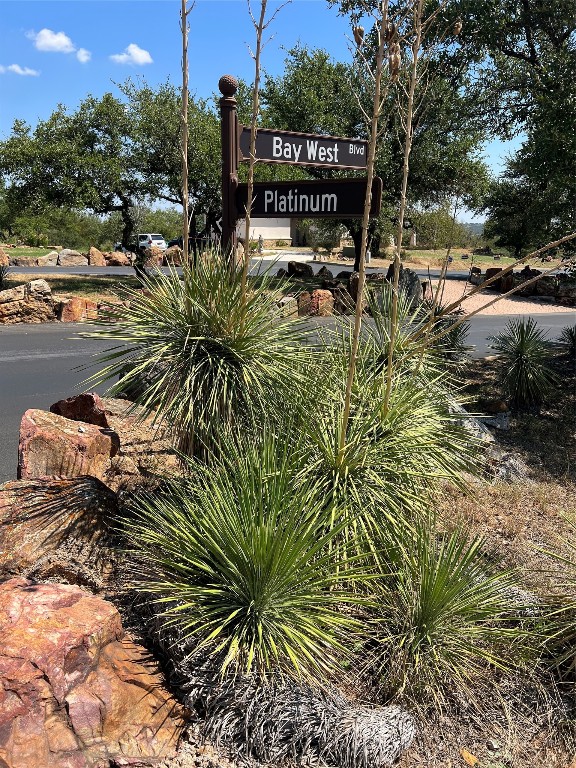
239 127 368 170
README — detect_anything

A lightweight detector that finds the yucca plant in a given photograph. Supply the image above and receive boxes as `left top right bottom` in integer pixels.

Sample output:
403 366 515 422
538 515 576 675
367 523 531 709
489 318 558 411
0 264 9 291
558 324 576 369
84 254 310 457
123 433 368 678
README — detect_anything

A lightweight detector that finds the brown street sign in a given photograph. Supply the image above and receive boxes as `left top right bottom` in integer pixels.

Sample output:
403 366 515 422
235 178 382 219
239 127 368 170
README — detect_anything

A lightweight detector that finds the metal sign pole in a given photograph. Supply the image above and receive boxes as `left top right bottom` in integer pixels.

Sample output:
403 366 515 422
218 75 239 259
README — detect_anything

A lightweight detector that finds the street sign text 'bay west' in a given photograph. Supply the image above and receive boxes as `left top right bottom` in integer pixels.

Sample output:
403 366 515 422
236 178 382 219
239 127 368 170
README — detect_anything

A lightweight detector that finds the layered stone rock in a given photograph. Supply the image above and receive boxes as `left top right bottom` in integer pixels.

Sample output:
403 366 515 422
0 248 9 267
18 409 119 481
0 280 55 324
0 578 185 768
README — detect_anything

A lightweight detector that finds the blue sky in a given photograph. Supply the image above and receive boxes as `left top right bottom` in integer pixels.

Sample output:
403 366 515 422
0 0 521 221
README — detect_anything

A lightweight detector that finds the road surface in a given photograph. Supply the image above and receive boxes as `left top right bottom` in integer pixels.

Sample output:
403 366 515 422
1 311 573 484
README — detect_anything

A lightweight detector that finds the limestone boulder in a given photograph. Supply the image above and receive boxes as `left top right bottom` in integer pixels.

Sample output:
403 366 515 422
287 261 314 279
50 393 110 428
277 295 298 318
57 250 89 267
106 251 131 267
18 409 119 481
57 297 98 323
0 476 118 589
88 246 106 267
0 280 55 325
36 251 59 267
0 248 9 267
0 578 185 768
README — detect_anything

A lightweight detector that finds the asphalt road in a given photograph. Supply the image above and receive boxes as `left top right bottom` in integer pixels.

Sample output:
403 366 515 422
1 311 574 485
0 324 110 484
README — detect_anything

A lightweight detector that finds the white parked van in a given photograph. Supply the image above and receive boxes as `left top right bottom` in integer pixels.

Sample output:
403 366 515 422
138 233 167 251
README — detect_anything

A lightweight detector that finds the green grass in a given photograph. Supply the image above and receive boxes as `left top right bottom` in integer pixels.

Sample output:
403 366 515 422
2 246 62 260
5 273 138 300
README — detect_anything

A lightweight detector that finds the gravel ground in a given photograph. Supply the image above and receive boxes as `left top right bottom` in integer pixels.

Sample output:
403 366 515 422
433 278 576 316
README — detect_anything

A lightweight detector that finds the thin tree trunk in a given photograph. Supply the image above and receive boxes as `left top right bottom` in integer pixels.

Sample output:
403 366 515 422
339 0 389 457
180 0 193 271
242 0 267 310
383 0 424 414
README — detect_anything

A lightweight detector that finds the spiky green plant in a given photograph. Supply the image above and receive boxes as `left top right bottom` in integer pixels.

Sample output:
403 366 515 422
558 324 576 361
0 264 9 291
123 434 368 678
367 524 530 708
489 318 558 410
84 255 309 457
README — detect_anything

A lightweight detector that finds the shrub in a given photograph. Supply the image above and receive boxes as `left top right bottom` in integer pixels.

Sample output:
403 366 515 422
367 524 531 708
85 254 309 457
558 324 576 360
123 434 368 678
0 265 9 291
488 317 558 410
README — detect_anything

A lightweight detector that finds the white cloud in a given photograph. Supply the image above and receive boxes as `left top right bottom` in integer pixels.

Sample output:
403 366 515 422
110 43 153 66
76 48 91 64
0 64 40 76
28 28 75 53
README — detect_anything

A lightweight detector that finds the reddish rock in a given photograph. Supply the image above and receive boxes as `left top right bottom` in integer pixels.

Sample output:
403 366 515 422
0 248 8 267
0 476 118 587
58 297 98 323
50 393 110 428
88 246 106 267
106 251 131 267
18 409 118 481
309 289 334 316
0 578 185 767
298 291 312 316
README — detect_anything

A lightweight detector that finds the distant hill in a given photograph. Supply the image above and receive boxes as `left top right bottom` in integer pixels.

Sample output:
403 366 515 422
462 222 484 236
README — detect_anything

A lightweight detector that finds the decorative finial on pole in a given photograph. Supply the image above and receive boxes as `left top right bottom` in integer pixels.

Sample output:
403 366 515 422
218 74 239 97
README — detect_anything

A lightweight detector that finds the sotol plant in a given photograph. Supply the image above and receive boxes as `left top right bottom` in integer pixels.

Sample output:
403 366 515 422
489 317 558 410
85 255 309 457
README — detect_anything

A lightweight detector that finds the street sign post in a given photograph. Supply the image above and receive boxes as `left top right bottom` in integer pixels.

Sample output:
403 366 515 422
235 178 382 219
239 127 368 170
219 74 382 254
